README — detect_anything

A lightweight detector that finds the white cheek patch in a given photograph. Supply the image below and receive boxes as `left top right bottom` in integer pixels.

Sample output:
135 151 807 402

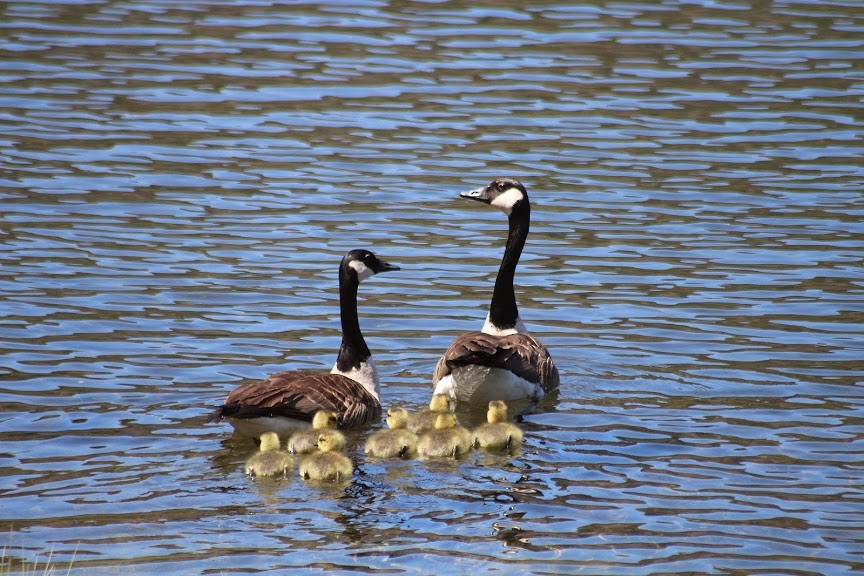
489 188 525 214
348 260 375 282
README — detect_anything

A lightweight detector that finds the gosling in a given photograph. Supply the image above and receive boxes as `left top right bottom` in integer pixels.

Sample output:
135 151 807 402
299 429 353 482
364 406 418 459
417 412 472 459
288 410 341 454
408 393 451 435
472 400 523 451
245 432 293 477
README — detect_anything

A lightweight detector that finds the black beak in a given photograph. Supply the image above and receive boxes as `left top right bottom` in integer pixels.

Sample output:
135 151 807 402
374 259 400 273
459 184 491 203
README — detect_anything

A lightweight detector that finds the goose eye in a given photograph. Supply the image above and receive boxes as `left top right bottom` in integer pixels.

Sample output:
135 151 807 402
496 181 506 191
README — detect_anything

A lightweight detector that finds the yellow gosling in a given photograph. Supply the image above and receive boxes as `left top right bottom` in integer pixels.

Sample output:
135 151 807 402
417 412 472 459
288 410 341 454
408 393 451 435
300 429 353 482
364 406 418 459
472 400 523 451
245 432 293 477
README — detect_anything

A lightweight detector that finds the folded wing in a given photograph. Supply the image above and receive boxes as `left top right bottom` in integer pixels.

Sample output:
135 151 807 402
433 332 559 391
208 370 381 429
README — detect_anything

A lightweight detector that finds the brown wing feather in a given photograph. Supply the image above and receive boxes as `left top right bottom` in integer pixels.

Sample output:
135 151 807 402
431 356 450 387
434 332 559 392
209 370 381 428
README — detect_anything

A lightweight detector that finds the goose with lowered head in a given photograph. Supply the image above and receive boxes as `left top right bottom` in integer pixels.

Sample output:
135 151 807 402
433 178 559 404
207 249 399 439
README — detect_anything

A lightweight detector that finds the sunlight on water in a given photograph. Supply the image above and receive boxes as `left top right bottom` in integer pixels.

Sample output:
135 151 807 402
1 0 863 574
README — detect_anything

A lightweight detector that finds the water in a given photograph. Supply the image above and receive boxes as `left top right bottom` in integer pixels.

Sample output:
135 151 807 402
1 0 863 574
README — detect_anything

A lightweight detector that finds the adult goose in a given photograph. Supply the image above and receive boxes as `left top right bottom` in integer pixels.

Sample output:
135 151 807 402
433 178 559 404
207 249 399 439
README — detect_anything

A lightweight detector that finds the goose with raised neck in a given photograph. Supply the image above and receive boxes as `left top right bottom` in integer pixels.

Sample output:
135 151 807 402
432 178 559 404
207 249 399 440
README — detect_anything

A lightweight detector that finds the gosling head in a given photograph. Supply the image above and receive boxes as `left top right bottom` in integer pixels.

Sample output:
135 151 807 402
259 432 282 452
317 429 346 453
386 406 410 430
433 412 458 430
312 410 339 430
460 178 528 216
487 400 509 424
342 249 400 283
428 393 451 412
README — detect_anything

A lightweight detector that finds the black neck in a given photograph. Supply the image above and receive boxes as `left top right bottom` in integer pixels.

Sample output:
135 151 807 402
335 266 370 372
488 199 529 330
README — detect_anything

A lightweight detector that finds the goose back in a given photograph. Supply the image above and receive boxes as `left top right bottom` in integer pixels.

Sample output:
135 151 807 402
208 370 381 429
433 331 559 391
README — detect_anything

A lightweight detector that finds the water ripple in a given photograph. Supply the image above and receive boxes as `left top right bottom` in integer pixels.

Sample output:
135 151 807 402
1 0 863 574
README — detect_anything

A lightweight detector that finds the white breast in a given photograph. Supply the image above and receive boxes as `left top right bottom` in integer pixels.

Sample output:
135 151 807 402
434 365 542 404
330 358 380 400
481 313 527 336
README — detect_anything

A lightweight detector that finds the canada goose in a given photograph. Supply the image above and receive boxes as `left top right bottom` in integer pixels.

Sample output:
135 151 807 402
299 429 353 482
433 178 559 404
244 432 293 477
407 393 451 435
472 400 524 451
364 406 418 459
207 249 399 439
287 410 342 454
417 412 472 459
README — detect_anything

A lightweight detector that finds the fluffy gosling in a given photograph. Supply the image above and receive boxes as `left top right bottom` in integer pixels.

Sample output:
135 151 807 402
417 412 472 459
472 400 523 451
299 429 353 482
408 393 451 435
288 410 341 454
364 406 418 459
245 432 293 477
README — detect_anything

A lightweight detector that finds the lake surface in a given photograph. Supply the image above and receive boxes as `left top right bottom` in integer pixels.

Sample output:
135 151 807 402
1 0 863 574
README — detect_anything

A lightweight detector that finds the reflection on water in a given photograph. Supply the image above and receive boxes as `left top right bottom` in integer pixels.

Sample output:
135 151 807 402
1 0 863 574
